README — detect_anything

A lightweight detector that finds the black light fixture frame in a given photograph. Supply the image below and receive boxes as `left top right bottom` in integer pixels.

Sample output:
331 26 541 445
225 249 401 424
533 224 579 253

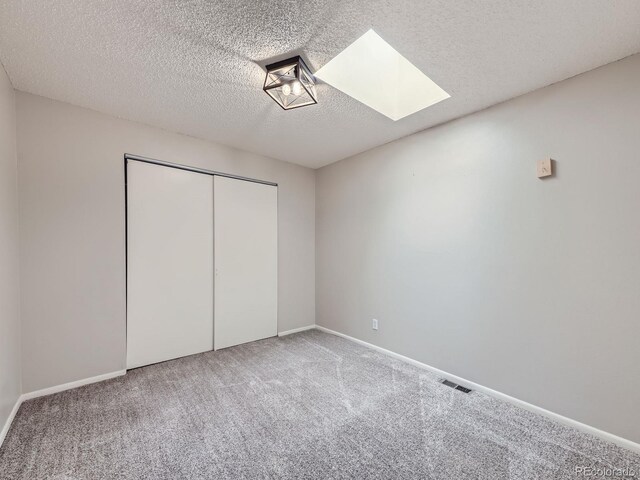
263 56 318 110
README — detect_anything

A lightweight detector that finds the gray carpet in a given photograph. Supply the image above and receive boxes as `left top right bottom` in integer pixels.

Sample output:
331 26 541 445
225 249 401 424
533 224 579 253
0 330 638 479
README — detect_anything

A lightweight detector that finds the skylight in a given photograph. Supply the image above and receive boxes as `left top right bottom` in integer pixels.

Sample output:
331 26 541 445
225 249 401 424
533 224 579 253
315 30 450 121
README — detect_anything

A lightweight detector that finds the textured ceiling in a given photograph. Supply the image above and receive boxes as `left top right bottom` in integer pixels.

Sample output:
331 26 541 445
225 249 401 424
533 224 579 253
1 1 639 168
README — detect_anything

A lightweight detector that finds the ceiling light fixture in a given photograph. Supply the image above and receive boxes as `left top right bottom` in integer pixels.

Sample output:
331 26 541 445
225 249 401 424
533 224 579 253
263 56 317 110
315 30 450 121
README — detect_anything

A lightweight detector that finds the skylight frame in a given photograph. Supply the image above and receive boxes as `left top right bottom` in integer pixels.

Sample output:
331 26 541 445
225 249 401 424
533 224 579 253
315 30 450 121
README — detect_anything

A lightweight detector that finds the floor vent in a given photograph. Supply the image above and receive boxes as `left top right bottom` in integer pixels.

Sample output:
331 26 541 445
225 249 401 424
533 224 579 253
440 379 472 393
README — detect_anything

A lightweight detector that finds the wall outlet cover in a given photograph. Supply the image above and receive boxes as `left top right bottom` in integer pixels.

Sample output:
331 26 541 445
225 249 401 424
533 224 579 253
372 318 379 330
537 158 553 178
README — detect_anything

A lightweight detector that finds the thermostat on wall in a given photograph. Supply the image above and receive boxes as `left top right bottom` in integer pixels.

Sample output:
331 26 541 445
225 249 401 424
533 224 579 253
537 158 553 178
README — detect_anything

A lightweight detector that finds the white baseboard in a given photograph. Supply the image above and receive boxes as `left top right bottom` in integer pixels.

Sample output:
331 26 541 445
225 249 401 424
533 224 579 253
0 369 126 448
0 395 23 448
20 370 126 401
278 325 316 337
315 325 640 455
4 332 638 455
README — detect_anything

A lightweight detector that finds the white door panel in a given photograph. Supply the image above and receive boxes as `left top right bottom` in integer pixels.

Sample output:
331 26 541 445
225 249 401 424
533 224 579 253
214 176 278 349
127 161 214 368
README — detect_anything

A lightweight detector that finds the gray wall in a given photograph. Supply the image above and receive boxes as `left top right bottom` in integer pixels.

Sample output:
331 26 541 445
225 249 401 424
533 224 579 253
17 92 316 393
316 54 640 443
0 64 21 433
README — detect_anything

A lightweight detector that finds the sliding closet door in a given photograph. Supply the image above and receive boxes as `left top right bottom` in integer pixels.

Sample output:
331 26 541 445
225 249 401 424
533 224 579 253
214 176 277 350
127 161 214 369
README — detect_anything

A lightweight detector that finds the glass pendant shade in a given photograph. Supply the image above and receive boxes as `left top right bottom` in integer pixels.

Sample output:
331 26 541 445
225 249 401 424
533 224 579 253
263 56 317 110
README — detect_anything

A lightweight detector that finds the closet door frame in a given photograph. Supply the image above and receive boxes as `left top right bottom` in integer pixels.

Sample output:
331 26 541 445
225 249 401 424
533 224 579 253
124 154 278 367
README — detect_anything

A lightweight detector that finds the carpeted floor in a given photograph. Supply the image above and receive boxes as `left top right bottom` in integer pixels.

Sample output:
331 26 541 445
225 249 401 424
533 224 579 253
0 330 638 479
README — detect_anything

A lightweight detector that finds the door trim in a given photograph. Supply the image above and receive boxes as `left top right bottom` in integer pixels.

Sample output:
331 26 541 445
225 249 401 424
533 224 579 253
125 154 278 186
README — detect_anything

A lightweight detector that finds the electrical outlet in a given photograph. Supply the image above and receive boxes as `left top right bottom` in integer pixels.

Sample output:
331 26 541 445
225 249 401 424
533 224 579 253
372 318 378 330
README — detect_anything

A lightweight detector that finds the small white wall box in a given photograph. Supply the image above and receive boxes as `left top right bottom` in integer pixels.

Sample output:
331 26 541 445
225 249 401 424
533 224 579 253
537 158 553 178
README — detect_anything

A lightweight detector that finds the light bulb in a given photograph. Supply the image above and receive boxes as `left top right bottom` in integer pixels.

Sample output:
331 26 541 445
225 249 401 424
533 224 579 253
281 83 291 96
291 80 302 96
